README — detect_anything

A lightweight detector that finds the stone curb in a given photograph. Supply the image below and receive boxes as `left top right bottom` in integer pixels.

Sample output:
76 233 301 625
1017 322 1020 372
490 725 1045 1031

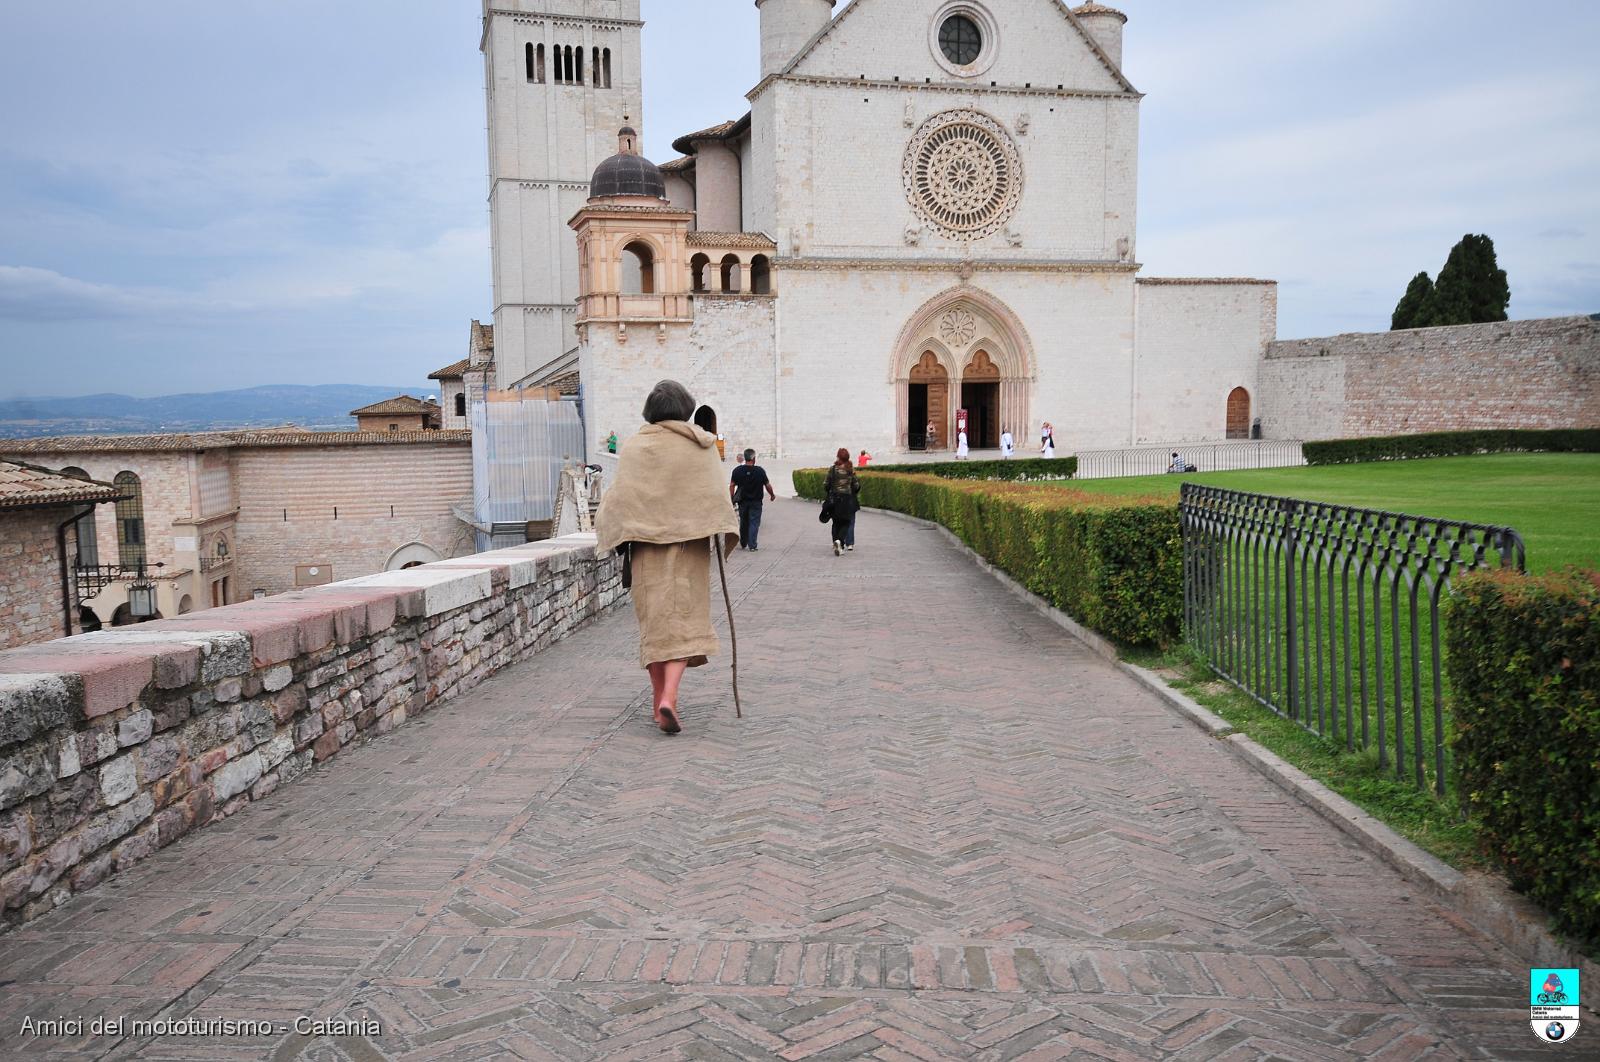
861 504 1600 986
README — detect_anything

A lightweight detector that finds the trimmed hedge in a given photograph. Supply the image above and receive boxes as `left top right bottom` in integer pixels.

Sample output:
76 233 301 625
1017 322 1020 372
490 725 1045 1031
795 469 1179 647
864 455 1077 481
1446 568 1600 947
1305 428 1600 465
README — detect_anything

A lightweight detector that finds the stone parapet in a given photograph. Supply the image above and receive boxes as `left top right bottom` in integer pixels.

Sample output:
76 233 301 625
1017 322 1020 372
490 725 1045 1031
0 534 622 930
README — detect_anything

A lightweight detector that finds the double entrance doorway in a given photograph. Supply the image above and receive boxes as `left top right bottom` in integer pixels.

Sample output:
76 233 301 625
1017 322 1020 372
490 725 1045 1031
908 350 1001 450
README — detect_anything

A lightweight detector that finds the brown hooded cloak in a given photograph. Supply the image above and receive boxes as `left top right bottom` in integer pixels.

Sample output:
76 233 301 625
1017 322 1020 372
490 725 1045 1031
596 421 740 668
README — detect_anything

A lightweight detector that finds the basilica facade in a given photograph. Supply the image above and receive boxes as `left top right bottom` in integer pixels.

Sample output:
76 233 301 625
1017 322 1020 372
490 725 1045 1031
481 0 1276 459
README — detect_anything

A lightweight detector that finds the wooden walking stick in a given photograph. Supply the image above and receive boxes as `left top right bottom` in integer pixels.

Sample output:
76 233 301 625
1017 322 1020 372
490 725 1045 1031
714 535 742 718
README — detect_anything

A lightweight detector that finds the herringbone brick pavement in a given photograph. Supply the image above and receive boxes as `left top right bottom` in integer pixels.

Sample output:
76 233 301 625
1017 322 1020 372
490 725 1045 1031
0 502 1547 1059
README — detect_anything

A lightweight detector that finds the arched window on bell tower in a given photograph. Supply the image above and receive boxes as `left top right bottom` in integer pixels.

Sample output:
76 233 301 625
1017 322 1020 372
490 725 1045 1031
622 242 656 295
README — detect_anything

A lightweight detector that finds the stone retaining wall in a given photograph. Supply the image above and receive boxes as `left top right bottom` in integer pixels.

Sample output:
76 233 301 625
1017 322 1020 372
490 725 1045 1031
1259 314 1600 440
0 534 622 930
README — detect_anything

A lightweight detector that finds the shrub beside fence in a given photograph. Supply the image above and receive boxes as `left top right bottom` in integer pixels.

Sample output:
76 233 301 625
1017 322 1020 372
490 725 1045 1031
1446 569 1600 947
1304 428 1600 466
865 456 1077 481
795 469 1180 647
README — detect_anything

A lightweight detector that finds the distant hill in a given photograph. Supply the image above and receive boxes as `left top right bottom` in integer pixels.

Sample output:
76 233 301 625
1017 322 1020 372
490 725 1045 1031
0 383 436 439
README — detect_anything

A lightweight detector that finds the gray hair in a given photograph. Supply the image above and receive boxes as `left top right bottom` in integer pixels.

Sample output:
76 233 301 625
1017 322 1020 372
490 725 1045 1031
641 379 695 424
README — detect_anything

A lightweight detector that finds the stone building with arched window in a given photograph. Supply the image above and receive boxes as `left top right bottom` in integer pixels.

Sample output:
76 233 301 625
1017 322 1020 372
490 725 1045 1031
485 0 1276 458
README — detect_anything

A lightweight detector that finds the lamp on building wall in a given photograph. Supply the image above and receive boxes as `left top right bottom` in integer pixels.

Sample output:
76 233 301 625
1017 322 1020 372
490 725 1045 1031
127 575 157 619
126 561 165 620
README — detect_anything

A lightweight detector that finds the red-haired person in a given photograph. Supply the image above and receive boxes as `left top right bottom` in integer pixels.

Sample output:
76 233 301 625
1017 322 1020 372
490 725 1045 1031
824 447 861 556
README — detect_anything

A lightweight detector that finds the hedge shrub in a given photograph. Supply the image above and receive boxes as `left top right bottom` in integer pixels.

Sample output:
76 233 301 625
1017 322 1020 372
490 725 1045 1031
864 455 1078 481
794 469 1180 646
1446 568 1600 946
1305 428 1600 465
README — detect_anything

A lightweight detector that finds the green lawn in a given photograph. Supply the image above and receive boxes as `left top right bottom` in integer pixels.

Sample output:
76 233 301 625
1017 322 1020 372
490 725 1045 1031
1062 453 1600 572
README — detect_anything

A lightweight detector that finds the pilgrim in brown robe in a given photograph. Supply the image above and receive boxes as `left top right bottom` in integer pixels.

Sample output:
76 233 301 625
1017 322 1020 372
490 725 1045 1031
595 420 740 669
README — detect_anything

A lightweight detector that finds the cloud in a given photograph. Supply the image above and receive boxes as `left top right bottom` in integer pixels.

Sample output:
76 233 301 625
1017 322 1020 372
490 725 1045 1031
0 266 249 321
1538 228 1585 240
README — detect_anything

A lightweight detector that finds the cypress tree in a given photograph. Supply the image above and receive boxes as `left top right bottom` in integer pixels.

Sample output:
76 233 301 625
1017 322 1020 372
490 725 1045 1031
1432 233 1510 325
1391 271 1438 330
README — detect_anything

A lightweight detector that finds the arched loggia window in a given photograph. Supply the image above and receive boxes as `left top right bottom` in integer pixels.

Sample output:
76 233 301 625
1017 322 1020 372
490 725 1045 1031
690 253 710 293
750 254 772 295
622 242 655 295
720 254 741 293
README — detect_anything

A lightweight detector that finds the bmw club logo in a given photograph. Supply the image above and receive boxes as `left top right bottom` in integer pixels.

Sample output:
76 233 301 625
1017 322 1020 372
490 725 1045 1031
1530 969 1581 1044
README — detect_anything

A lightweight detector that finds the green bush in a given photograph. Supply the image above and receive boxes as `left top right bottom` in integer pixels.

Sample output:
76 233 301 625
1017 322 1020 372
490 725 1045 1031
1446 568 1600 947
1304 428 1600 465
794 469 1180 647
864 455 1077 481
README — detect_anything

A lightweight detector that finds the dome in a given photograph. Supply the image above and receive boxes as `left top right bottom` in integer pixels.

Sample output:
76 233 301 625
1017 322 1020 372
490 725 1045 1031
589 127 666 200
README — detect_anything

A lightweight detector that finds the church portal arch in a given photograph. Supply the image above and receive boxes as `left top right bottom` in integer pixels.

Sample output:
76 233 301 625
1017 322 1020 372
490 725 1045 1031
890 286 1034 451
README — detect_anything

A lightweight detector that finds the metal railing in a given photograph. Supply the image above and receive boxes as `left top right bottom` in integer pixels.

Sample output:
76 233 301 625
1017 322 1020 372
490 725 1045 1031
1179 484 1524 795
1076 441 1304 480
73 563 137 600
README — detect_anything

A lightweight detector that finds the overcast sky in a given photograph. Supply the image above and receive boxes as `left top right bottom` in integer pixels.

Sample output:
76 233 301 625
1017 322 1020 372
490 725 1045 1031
0 0 1595 400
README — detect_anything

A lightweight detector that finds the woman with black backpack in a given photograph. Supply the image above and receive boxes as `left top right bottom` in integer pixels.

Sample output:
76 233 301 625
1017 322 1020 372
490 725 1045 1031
822 447 861 556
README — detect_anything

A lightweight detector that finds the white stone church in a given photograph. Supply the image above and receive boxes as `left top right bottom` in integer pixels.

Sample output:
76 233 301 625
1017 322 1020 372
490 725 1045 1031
479 0 1276 458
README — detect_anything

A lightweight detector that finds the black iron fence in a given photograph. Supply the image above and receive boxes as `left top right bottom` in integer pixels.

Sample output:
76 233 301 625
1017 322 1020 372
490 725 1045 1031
1075 441 1304 480
1179 484 1524 795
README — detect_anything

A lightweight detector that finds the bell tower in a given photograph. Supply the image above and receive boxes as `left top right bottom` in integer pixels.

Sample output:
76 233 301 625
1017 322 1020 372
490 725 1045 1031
480 0 644 391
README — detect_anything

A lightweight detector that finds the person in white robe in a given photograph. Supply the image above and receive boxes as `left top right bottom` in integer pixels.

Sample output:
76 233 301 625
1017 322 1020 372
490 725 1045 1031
1000 429 1014 459
956 429 969 460
1041 423 1055 459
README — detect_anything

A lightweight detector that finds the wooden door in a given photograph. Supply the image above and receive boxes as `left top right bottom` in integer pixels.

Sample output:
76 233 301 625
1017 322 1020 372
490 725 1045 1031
910 351 949 449
1226 387 1250 439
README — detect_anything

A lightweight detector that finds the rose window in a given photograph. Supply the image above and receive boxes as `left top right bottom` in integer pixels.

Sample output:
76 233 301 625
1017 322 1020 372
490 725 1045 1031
939 309 976 346
903 110 1021 241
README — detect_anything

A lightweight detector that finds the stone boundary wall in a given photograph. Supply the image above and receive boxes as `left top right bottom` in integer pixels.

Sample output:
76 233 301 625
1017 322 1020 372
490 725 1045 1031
1258 314 1600 440
0 534 622 930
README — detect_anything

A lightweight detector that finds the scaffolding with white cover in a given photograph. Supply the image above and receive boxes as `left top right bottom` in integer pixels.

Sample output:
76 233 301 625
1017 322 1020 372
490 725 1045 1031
467 392 587 551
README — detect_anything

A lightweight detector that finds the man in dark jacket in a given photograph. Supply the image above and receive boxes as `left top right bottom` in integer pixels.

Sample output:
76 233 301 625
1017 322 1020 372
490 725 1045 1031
729 449 775 550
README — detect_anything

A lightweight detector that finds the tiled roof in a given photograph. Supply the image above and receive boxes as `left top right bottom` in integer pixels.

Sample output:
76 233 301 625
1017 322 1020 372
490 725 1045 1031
687 231 778 249
549 370 581 396
659 156 695 174
0 460 124 511
671 120 738 155
350 395 440 416
1072 2 1127 20
2 430 471 455
428 358 470 380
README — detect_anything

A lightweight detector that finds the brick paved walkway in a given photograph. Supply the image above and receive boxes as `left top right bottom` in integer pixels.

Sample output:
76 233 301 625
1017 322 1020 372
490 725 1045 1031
1 502 1541 1059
